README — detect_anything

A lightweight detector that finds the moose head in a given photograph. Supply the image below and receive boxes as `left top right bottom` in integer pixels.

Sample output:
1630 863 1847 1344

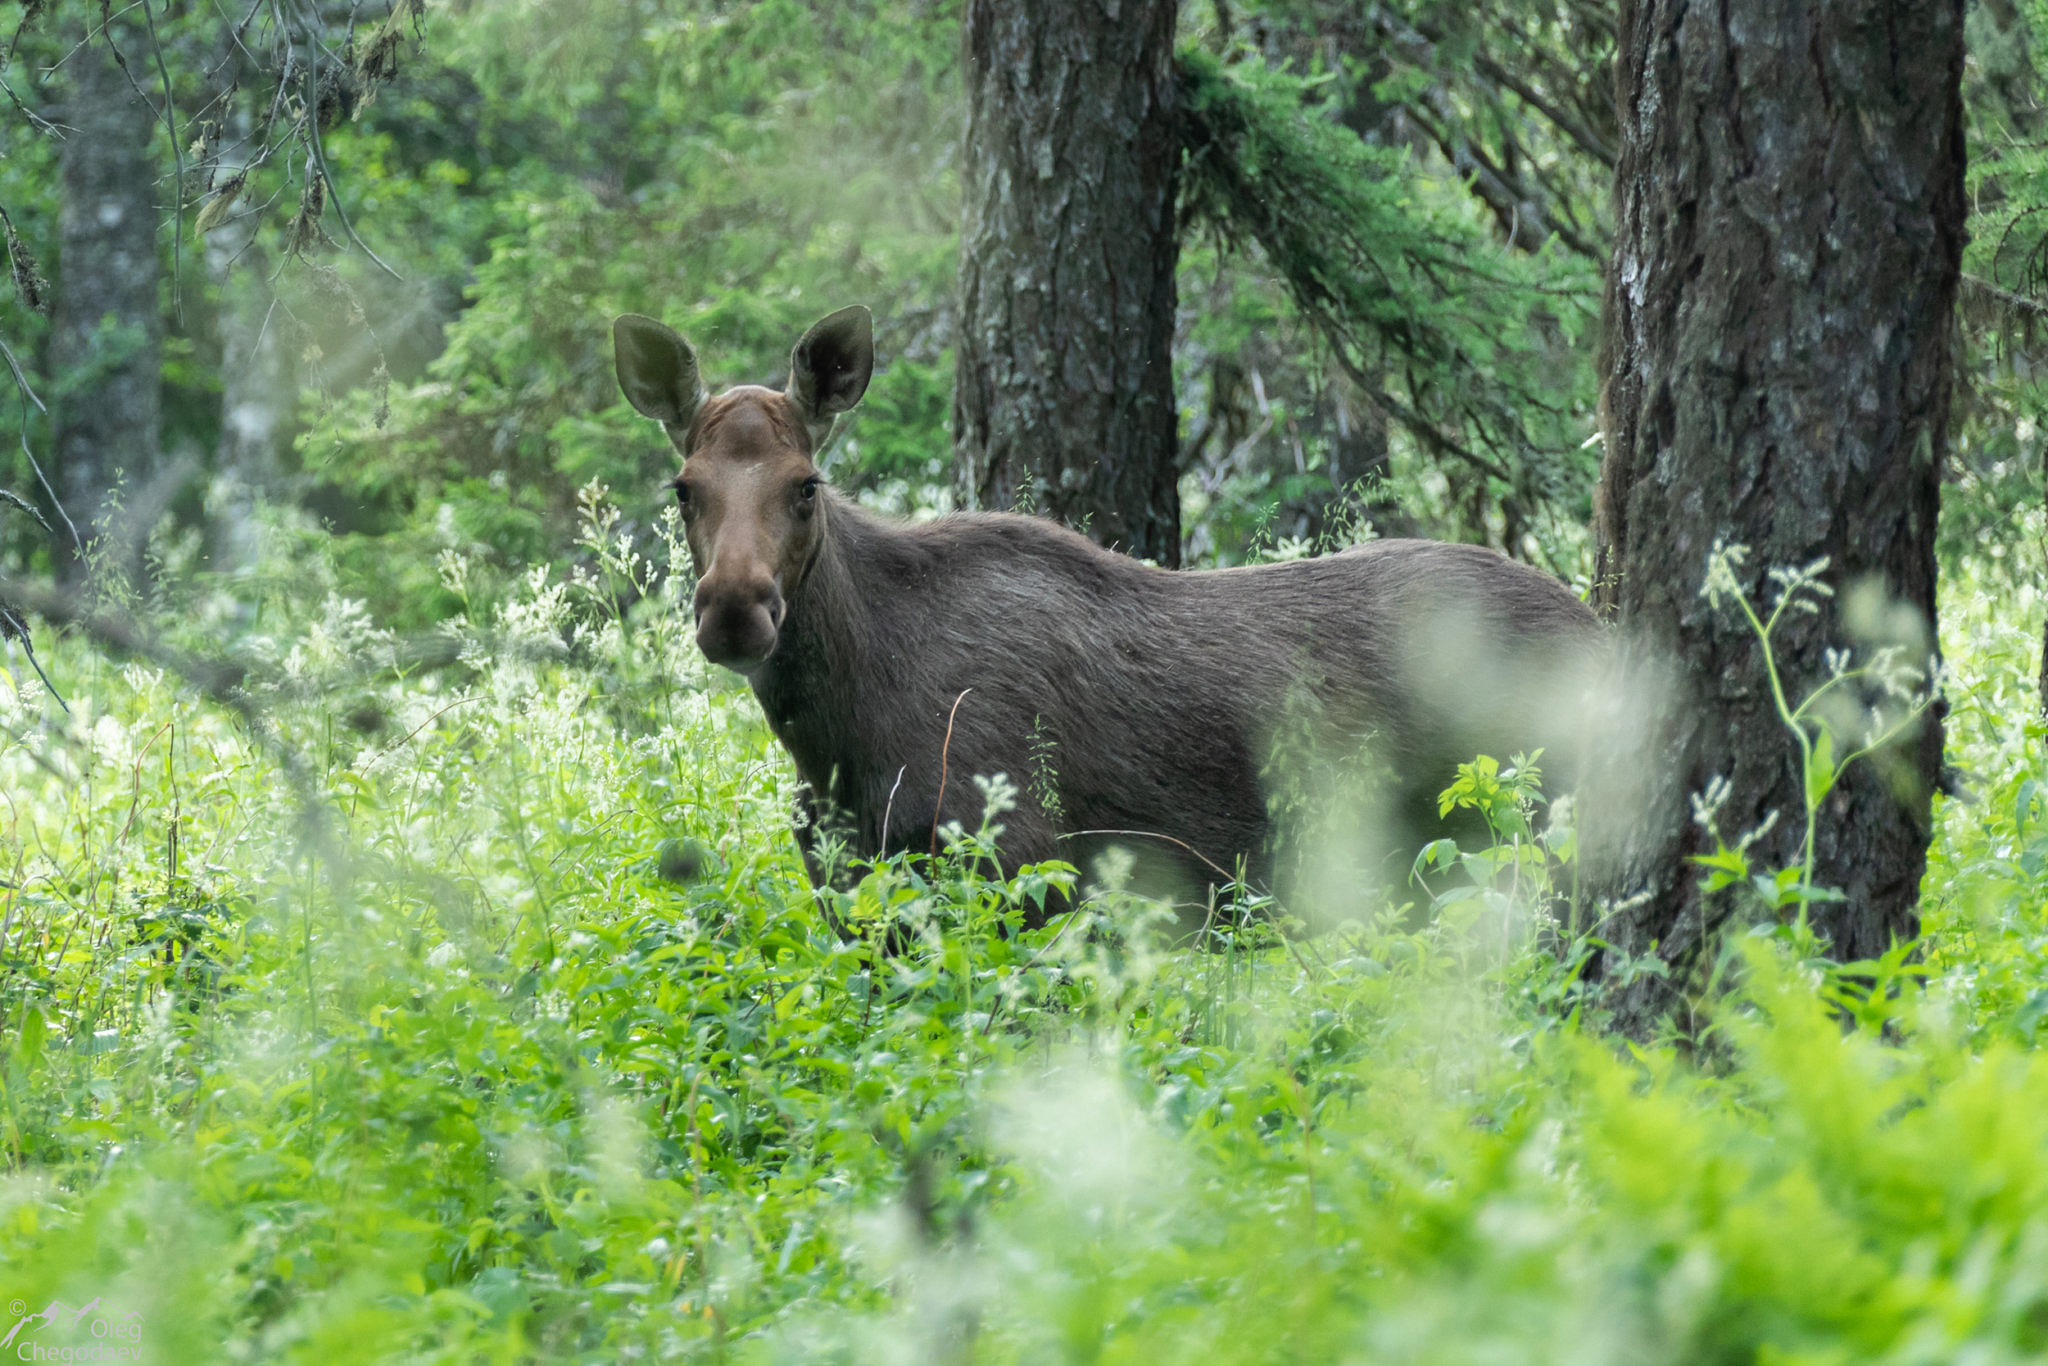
612 307 874 670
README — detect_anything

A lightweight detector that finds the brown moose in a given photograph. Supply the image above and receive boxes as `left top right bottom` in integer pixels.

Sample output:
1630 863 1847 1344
612 305 1600 922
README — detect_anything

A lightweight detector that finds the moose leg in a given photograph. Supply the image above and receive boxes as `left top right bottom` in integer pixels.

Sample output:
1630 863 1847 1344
789 786 831 889
867 787 1069 930
790 784 867 890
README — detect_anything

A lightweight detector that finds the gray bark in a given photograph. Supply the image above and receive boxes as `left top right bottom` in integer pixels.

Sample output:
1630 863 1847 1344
1591 0 1964 1019
51 30 163 571
954 0 1182 565
207 199 293 570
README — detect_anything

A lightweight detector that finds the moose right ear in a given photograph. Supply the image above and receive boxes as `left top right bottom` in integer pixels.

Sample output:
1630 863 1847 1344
612 314 705 430
787 305 874 433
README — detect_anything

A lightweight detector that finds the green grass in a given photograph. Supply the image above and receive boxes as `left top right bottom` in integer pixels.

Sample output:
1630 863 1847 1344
0 500 2043 1363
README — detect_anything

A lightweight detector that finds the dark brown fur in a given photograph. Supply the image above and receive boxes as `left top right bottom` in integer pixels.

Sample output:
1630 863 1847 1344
612 308 1602 920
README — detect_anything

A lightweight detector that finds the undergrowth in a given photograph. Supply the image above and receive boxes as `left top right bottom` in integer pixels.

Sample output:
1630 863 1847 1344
0 494 2041 1363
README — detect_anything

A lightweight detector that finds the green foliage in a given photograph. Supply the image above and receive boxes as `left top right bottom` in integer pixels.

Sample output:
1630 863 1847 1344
0 4 2046 1358
1171 0 1611 569
1920 541 2048 1047
0 500 2043 1362
1951 0 2048 598
1178 48 1600 512
285 0 963 621
1692 545 1941 927
2 0 1618 597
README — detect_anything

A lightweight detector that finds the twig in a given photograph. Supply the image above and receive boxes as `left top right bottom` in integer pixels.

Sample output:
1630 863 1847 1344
1056 826 1235 884
879 763 905 847
140 0 187 323
0 602 68 713
929 689 972 860
0 68 59 135
207 0 270 72
289 0 401 281
0 575 247 698
0 488 50 534
118 720 176 843
39 0 150 76
0 334 78 554
0 333 46 405
1962 272 2048 321
358 694 481 771
301 123 400 280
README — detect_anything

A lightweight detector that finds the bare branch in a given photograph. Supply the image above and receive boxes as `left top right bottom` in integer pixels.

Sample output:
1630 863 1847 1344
0 333 78 553
1963 270 2048 321
141 0 189 323
284 0 402 280
0 599 70 713
0 488 51 535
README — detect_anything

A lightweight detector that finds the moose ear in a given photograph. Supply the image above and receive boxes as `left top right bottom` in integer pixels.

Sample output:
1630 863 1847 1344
613 313 705 429
787 306 874 430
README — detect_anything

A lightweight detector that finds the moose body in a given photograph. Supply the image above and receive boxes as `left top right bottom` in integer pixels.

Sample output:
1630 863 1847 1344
613 306 1600 917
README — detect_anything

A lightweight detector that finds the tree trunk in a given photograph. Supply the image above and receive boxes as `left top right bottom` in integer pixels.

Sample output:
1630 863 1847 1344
51 29 163 572
954 0 1182 565
1591 0 1964 1016
207 193 293 571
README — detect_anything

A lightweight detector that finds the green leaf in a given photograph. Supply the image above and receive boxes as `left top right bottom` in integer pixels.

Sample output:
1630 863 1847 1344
1805 727 1839 809
1411 839 1462 879
1693 844 1749 893
16 1006 45 1070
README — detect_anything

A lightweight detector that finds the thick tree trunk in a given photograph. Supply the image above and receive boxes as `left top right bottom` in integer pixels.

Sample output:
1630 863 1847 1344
51 30 163 571
954 0 1182 565
1591 0 1964 1015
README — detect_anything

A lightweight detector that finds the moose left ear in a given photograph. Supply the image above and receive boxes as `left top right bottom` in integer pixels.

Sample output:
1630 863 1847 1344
787 306 874 436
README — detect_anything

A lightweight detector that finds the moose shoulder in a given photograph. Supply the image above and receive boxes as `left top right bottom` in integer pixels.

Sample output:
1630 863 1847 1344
613 306 1601 920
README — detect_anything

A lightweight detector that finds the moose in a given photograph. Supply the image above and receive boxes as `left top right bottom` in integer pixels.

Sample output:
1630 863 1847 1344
613 305 1601 924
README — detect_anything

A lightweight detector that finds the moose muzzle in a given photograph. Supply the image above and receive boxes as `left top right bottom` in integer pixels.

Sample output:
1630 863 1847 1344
693 574 783 671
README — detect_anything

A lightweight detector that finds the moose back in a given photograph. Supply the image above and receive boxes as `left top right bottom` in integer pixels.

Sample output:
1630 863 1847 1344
613 306 1601 917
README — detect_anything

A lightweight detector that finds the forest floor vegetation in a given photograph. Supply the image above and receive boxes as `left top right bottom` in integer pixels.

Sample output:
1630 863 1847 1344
0 495 2043 1363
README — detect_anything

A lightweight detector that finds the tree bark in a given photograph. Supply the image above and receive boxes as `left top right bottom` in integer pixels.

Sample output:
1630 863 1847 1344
207 192 293 571
954 0 1182 565
1591 0 1964 1014
51 30 163 571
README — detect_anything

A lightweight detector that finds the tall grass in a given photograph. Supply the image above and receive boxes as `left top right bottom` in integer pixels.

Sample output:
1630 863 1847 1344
0 494 2043 1362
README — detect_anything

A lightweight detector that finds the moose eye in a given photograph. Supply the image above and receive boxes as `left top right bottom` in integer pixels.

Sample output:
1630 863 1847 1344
673 481 692 510
799 477 821 502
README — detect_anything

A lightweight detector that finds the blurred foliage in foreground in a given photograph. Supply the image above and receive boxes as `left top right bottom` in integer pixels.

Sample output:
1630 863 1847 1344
0 493 2042 1362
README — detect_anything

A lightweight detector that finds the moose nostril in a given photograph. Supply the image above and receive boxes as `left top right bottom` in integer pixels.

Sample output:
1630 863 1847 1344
694 579 781 635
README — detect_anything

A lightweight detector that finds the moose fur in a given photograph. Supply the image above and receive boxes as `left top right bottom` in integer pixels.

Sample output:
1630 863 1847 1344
613 306 1601 921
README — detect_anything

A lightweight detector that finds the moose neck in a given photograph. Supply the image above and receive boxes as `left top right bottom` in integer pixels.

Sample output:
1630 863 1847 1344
744 493 879 801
